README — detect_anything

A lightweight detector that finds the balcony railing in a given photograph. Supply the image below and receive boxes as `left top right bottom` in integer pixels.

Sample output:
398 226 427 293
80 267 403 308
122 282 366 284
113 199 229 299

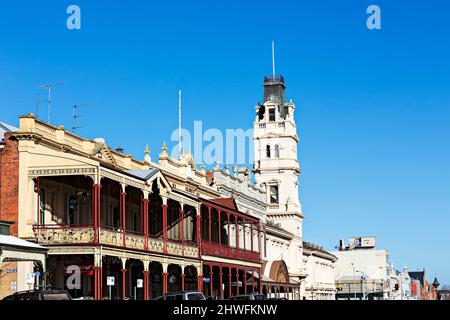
33 225 95 245
201 242 260 263
33 225 197 258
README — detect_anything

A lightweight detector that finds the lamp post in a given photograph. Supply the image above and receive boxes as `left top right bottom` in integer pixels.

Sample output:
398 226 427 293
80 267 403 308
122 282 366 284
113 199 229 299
351 263 356 300
356 270 366 300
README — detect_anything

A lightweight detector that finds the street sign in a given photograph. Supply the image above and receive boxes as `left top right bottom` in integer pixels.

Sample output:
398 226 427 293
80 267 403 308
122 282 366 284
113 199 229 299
137 279 143 288
26 273 35 285
107 276 115 286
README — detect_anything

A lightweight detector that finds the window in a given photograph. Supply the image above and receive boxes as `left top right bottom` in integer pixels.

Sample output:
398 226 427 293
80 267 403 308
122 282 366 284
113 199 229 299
270 185 279 204
268 108 276 121
266 145 271 158
274 144 280 158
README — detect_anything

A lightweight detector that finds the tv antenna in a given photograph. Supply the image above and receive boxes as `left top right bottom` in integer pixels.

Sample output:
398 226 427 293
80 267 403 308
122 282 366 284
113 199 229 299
39 83 62 123
72 103 87 133
17 92 43 117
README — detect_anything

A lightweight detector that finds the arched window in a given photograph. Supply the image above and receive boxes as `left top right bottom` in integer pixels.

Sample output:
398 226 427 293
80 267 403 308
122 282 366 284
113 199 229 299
270 185 279 204
266 145 271 158
274 144 280 158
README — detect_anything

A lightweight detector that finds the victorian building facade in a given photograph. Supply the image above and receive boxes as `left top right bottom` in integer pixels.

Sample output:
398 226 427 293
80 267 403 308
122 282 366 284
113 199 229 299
0 115 264 299
0 74 336 300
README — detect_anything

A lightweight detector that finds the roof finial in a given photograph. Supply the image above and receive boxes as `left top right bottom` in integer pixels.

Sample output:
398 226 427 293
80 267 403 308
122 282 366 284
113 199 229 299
144 144 151 164
162 141 167 151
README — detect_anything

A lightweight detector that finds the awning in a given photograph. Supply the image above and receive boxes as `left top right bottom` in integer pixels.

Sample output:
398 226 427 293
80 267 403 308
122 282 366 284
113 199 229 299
0 235 48 271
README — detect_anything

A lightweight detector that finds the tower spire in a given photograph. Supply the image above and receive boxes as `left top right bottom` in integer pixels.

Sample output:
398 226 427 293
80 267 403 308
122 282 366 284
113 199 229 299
272 40 276 78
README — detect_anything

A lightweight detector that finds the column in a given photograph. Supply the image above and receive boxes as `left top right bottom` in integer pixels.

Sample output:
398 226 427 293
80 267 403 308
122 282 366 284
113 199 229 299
162 263 168 295
196 211 201 257
236 268 240 296
208 206 212 244
227 214 231 256
219 265 223 300
228 267 232 298
120 187 126 247
143 261 150 300
259 266 262 294
257 222 261 255
244 268 247 295
180 206 184 255
263 225 267 258
100 263 103 299
197 270 203 293
162 198 168 254
250 221 254 252
218 210 222 253
36 177 41 226
92 183 97 242
121 259 127 300
143 270 149 300
243 219 246 251
92 183 101 244
181 267 185 291
143 197 149 250
252 270 255 293
210 264 214 298
235 216 239 250
93 266 99 300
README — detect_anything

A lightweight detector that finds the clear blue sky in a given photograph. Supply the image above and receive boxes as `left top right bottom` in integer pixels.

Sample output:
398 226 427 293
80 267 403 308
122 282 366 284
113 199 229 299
0 1 449 284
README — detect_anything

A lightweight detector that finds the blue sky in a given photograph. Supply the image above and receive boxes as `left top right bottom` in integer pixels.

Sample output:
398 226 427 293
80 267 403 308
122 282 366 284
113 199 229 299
0 1 449 284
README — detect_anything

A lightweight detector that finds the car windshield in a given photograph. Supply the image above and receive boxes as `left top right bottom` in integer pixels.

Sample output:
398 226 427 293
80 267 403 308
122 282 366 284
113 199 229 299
253 295 266 300
43 293 71 300
187 293 204 300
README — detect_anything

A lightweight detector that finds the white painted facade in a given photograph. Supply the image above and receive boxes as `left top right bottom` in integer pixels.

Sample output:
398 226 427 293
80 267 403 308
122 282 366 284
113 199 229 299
252 76 303 278
303 242 337 300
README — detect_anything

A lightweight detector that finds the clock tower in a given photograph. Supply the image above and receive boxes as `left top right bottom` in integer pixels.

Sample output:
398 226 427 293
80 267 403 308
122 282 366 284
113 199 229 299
253 75 303 276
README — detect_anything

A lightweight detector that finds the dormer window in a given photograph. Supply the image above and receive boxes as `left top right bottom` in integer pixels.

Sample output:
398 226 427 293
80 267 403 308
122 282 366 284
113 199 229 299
268 108 276 121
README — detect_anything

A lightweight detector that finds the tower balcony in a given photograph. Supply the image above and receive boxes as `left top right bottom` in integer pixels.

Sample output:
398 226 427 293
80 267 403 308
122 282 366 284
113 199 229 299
264 75 285 85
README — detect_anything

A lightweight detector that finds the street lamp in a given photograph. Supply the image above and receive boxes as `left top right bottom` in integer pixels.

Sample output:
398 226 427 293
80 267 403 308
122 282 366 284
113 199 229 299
350 263 356 300
356 270 366 300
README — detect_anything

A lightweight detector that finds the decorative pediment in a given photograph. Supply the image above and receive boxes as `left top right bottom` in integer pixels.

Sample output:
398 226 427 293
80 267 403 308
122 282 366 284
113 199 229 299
259 132 283 139
180 151 197 170
92 143 117 166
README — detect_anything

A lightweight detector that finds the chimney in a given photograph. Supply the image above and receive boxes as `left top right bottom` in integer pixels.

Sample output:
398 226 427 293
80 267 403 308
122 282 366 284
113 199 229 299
115 147 124 154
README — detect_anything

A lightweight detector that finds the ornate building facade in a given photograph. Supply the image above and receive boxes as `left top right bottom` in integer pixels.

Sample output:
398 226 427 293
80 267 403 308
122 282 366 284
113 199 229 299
0 115 263 299
0 74 336 300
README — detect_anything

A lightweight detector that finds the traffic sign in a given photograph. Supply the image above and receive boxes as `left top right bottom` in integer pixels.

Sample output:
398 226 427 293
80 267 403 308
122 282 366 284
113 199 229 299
107 276 115 286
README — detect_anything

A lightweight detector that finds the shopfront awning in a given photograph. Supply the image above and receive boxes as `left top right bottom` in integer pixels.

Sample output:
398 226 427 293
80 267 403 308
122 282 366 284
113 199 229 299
0 235 48 271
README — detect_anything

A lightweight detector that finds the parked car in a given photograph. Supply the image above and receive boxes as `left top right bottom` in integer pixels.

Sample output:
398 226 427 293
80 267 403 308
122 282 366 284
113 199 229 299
156 291 206 300
2 290 72 300
230 293 267 300
72 296 95 300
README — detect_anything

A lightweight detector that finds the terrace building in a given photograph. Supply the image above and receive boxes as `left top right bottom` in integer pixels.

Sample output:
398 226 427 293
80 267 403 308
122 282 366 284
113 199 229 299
0 115 263 299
